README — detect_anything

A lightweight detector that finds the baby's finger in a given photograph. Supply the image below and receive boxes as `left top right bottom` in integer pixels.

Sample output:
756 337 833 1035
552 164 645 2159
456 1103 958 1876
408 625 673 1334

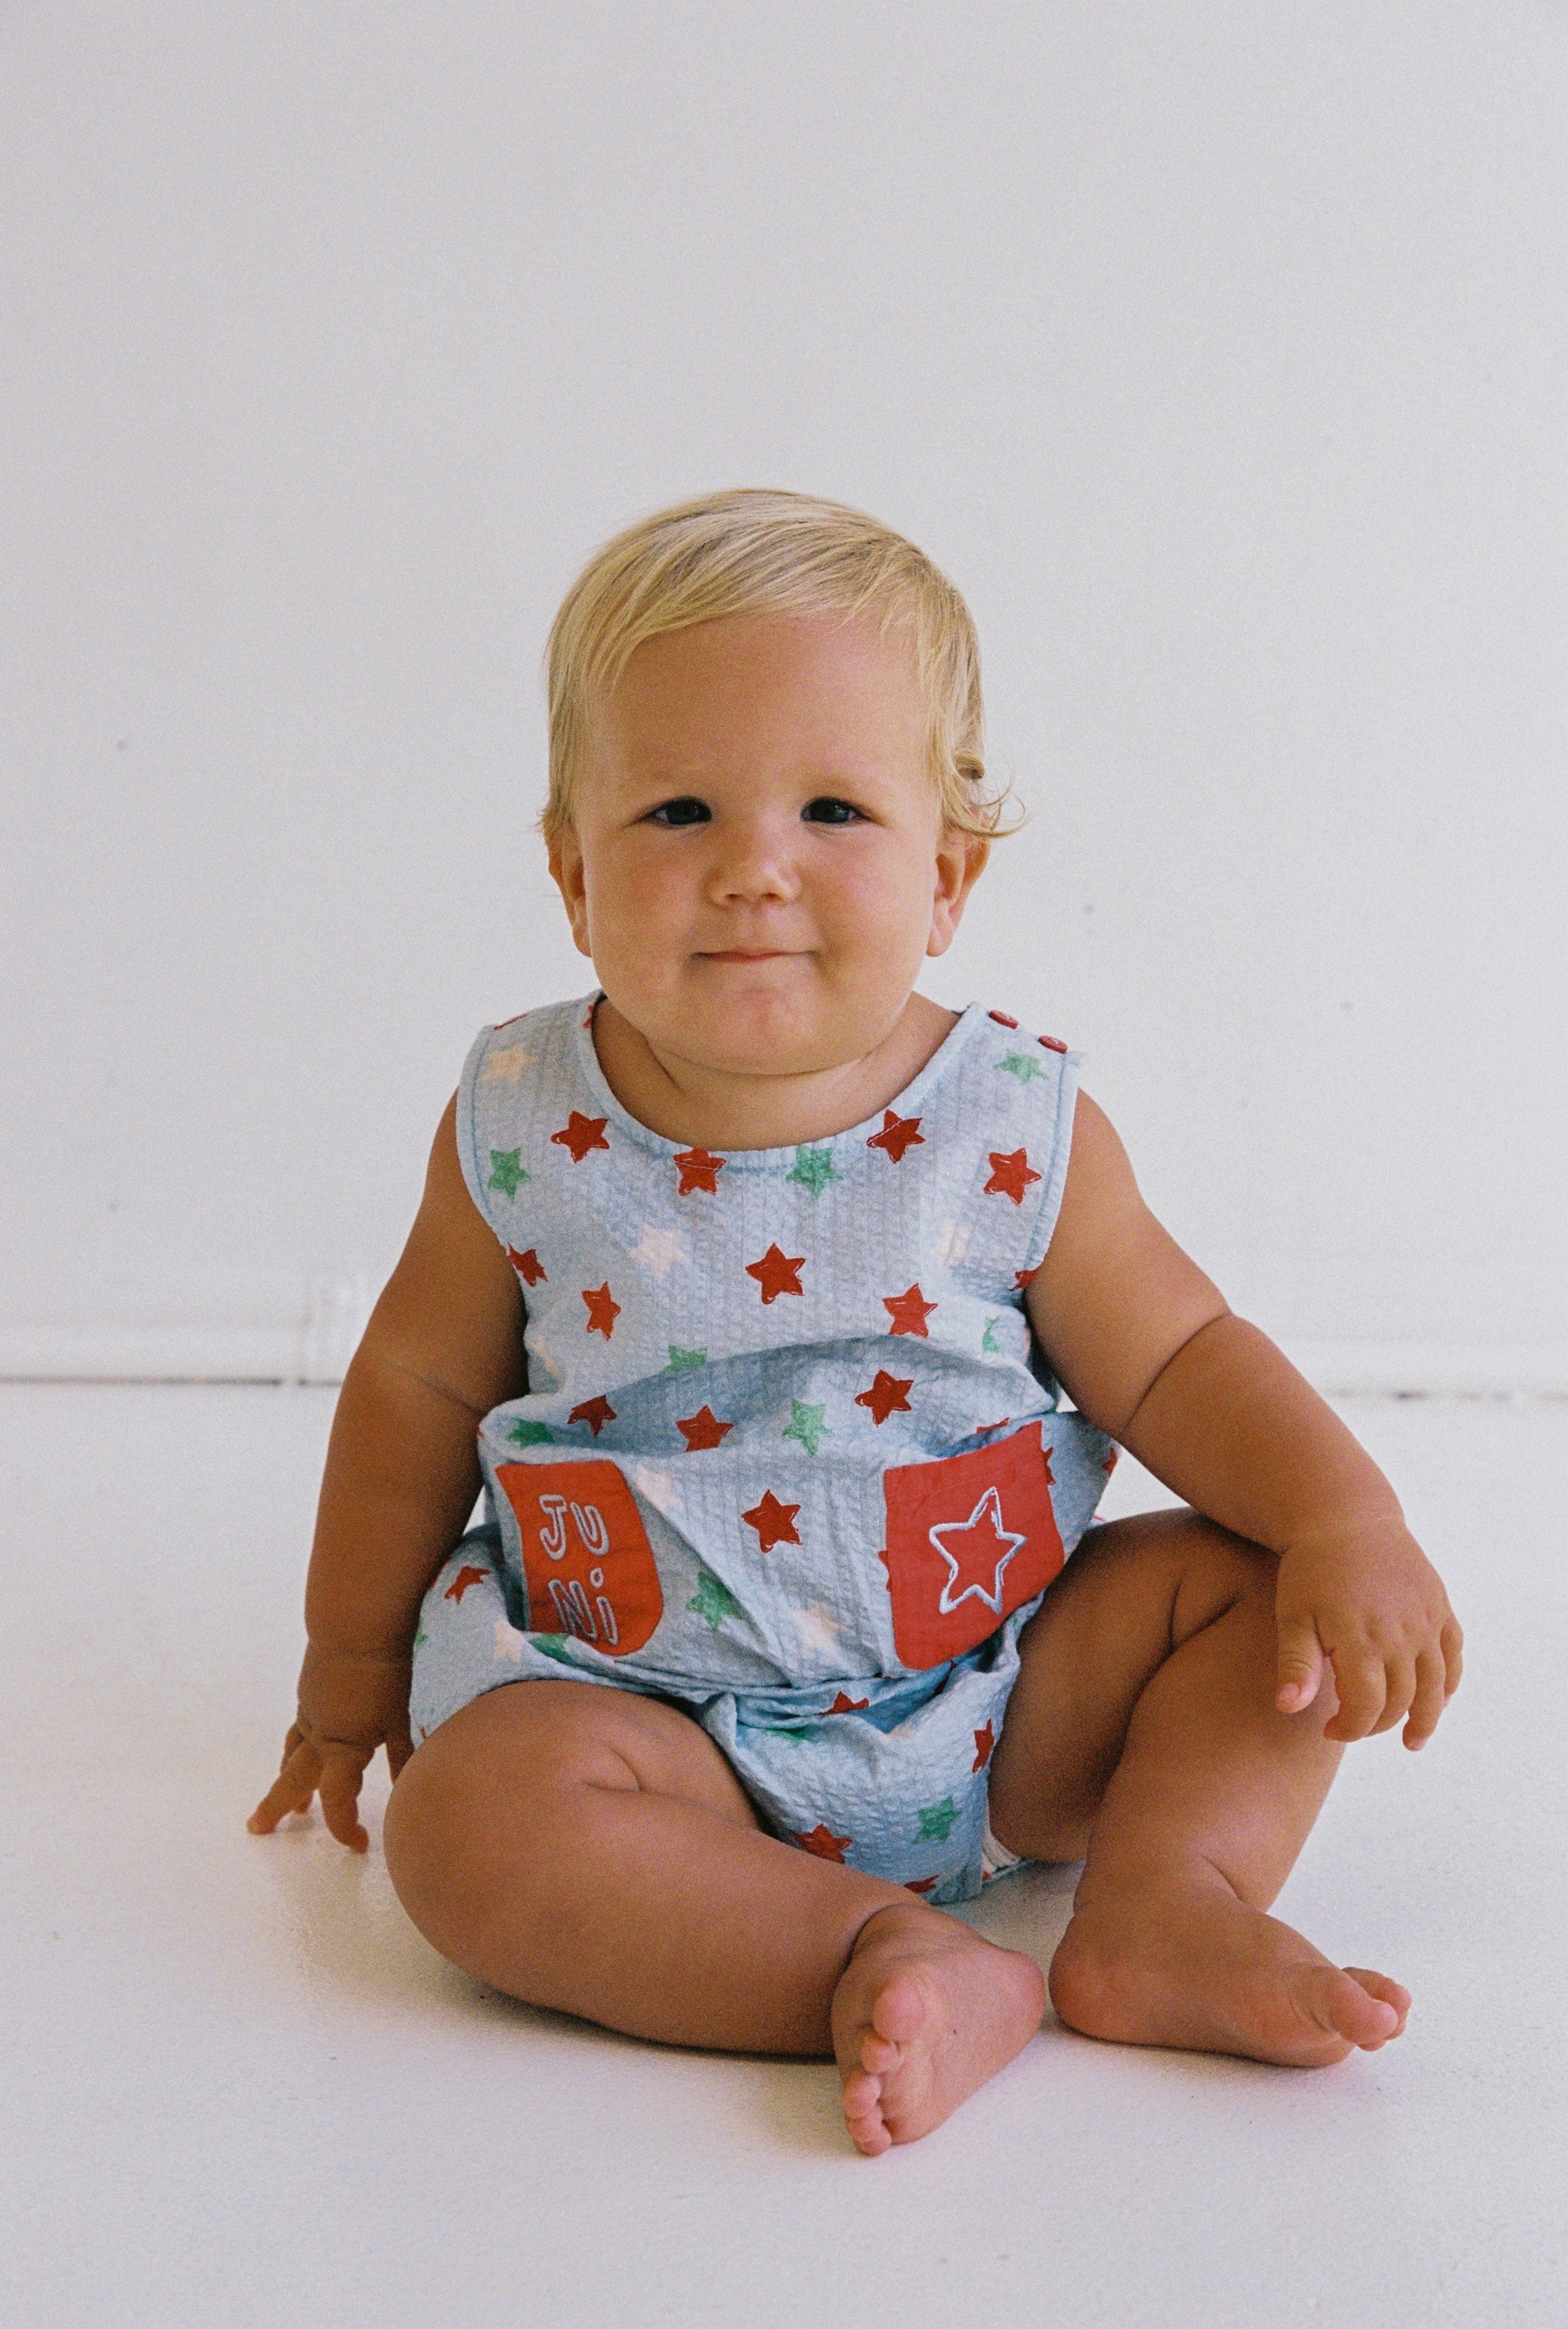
248 1743 322 1834
1322 1648 1387 1742
1403 1648 1448 1749
1369 1657 1417 1737
1274 1615 1325 1713
1441 1618 1464 1699
317 1750 371 1853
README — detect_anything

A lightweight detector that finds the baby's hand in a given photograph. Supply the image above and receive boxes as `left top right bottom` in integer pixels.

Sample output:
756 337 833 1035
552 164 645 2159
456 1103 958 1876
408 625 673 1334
1273 1521 1463 1749
247 1643 415 1852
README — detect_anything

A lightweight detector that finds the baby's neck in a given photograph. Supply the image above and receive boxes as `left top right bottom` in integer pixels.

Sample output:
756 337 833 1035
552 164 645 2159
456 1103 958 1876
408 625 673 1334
591 991 958 1151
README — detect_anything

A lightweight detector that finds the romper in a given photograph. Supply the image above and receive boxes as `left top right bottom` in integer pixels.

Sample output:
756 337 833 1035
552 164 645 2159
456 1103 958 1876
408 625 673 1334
409 993 1116 1903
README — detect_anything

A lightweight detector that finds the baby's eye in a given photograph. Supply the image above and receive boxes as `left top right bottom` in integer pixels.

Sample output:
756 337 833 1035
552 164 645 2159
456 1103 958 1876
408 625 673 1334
648 797 710 828
802 797 864 825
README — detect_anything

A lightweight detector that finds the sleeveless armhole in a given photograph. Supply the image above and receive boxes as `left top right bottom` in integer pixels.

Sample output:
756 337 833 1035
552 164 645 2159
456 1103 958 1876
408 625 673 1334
455 1024 509 1251
1014 1047 1085 1284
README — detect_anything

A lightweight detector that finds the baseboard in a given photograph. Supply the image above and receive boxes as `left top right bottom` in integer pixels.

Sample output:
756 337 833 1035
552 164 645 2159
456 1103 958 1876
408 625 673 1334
1276 1341 1568 1398
0 1289 1563 1397
0 1276 376 1386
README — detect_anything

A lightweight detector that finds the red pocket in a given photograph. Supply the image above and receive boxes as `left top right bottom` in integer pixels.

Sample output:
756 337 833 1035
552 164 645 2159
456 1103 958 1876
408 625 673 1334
495 1460 664 1657
880 1422 1065 1669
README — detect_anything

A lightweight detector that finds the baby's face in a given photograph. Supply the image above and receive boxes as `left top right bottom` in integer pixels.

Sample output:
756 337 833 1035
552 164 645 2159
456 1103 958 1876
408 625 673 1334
550 611 985 1083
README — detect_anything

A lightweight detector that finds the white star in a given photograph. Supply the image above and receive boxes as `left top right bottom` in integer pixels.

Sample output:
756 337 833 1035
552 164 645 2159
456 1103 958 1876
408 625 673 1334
494 1616 525 1663
935 1218 972 1269
480 1047 535 1084
928 1486 1027 1616
631 1223 681 1279
795 1601 844 1656
633 1464 675 1511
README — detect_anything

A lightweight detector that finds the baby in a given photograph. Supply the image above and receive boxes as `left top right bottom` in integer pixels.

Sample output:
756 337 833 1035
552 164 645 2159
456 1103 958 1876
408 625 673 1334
250 488 1462 2157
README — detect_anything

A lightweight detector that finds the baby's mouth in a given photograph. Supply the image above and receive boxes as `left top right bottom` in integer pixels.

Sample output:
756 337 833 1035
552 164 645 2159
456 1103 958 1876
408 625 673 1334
696 949 804 963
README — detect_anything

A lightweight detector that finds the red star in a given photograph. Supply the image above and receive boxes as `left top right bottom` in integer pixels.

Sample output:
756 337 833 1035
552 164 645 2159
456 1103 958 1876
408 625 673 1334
985 1147 1043 1206
742 1490 801 1553
675 1404 733 1452
866 1109 925 1164
973 1416 1011 1438
903 1875 940 1894
1102 1449 1119 1474
582 1282 621 1339
827 1691 871 1713
508 1246 547 1286
673 1146 726 1195
443 1564 489 1605
855 1370 913 1426
988 1009 1019 1028
972 1721 996 1772
1014 1267 1037 1292
745 1243 805 1303
550 1110 609 1163
1038 1034 1068 1053
795 1824 851 1862
883 1283 937 1338
568 1394 617 1437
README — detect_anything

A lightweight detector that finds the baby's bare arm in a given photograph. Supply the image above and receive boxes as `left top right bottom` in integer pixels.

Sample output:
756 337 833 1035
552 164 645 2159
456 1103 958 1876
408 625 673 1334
250 1093 528 1847
1028 1096 1462 1746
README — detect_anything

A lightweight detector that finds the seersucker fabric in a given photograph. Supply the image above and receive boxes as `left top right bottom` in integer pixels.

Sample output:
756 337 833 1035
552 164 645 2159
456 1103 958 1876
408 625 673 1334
410 992 1116 1901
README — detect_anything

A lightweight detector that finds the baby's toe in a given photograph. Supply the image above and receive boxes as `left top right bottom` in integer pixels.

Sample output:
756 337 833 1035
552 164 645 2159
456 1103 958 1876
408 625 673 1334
841 2065 883 2118
840 2068 890 2156
1307 1965 1400 2049
1346 1968 1411 2039
858 2028 900 2076
869 1969 929 2046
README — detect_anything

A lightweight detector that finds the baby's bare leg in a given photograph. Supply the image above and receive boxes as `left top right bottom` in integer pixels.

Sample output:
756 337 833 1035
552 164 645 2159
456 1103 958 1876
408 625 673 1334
384 1679 1043 2151
988 1511 1410 2066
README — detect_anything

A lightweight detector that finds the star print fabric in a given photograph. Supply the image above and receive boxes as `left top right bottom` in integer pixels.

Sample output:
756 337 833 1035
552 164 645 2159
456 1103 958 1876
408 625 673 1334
410 994 1112 1900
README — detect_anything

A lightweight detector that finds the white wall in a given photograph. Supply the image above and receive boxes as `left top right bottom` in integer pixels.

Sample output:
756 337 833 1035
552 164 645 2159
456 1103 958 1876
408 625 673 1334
3 1 1565 1388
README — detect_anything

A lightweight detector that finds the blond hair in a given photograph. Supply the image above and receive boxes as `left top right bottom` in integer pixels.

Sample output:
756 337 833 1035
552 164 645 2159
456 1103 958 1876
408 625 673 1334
541 488 1017 842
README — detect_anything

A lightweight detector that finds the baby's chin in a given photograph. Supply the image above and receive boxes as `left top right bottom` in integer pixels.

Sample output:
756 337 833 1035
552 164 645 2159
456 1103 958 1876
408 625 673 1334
610 975 893 1082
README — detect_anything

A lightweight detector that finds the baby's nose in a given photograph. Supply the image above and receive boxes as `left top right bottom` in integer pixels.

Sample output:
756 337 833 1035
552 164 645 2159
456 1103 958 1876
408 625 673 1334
707 825 802 903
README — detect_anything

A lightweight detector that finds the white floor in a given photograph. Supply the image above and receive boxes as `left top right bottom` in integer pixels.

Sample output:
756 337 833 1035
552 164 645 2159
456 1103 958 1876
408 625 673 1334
2 1386 1564 2328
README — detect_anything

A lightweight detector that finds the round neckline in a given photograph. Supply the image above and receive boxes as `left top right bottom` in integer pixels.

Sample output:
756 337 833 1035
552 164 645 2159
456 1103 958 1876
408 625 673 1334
570 993 988 1164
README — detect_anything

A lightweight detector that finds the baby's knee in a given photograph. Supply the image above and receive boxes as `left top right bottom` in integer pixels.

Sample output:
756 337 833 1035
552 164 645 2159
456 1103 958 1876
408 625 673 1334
384 1688 574 1956
383 1719 491 1953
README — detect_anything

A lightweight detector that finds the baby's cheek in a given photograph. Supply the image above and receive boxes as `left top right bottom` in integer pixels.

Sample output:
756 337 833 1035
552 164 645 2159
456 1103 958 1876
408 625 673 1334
829 870 933 968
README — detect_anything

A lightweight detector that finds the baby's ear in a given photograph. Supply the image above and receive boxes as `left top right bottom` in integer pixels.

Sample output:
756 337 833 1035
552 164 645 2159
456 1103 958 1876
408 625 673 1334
546 822 593 957
927 828 989 955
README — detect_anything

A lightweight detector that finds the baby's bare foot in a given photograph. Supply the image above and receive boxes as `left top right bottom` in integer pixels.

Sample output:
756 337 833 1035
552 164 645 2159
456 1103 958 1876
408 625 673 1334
830 1903 1045 2156
1049 1873 1410 2068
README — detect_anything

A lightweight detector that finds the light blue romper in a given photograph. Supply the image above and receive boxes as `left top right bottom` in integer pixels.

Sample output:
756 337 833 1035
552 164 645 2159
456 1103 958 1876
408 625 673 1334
410 994 1116 1903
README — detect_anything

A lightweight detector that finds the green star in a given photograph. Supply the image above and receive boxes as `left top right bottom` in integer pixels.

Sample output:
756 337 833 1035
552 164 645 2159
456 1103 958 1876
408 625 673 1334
487 1148 528 1199
506 1419 554 1448
531 1633 576 1665
981 1317 1002 1354
996 1051 1046 1085
412 1626 428 1652
787 1145 842 1197
687 1570 743 1632
761 1725 812 1746
668 1343 707 1371
782 1399 832 1457
916 1795 959 1841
